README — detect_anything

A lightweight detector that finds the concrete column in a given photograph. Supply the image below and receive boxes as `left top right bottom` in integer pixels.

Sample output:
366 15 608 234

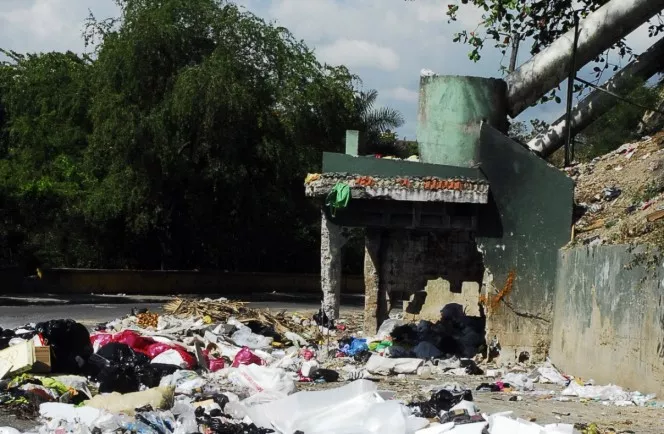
321 210 343 320
363 228 388 334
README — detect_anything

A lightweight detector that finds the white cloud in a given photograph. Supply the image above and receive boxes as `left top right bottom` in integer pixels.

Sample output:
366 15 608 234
383 86 419 103
1 0 661 139
317 39 400 71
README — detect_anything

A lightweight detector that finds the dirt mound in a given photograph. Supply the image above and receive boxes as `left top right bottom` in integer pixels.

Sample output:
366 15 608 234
568 130 664 247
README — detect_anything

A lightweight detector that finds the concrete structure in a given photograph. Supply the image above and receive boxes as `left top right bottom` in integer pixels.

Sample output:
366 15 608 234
550 244 664 396
34 268 364 295
306 75 574 360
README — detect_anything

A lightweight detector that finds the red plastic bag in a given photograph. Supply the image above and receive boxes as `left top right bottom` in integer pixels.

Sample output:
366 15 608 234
209 358 225 372
232 347 264 368
90 333 113 348
145 343 174 359
171 346 196 369
112 330 155 354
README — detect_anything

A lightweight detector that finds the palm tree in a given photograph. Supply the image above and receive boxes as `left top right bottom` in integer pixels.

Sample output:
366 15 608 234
354 89 406 155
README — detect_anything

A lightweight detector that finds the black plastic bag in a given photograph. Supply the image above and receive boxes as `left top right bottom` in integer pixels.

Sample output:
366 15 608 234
460 359 484 375
353 350 372 364
312 309 334 329
476 383 501 392
409 388 473 418
35 319 92 374
91 343 165 393
244 321 282 343
311 369 339 383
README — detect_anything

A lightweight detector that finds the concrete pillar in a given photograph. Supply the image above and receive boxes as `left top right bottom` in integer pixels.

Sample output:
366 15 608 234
363 228 388 334
321 210 344 320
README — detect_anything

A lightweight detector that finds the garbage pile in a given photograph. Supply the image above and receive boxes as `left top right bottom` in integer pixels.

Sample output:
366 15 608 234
569 131 664 246
0 298 657 433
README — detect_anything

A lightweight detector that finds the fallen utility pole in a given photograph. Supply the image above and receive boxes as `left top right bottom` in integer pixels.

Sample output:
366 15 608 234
527 36 664 158
506 0 664 118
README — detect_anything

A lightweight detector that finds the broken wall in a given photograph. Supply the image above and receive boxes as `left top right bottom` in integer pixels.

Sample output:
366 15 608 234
550 244 664 397
382 230 484 321
477 124 574 361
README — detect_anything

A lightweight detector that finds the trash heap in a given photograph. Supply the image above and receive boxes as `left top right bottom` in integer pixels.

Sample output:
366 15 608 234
569 131 664 246
0 298 657 433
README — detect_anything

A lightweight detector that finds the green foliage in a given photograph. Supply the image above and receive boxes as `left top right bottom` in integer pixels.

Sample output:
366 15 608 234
0 0 401 273
508 118 549 144
417 0 664 103
574 79 662 161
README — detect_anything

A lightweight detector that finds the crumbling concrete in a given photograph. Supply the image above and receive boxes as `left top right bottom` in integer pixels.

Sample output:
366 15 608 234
403 279 481 322
363 229 386 334
320 211 347 320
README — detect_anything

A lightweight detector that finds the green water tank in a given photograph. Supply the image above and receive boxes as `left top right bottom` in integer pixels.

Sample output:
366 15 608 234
417 75 508 167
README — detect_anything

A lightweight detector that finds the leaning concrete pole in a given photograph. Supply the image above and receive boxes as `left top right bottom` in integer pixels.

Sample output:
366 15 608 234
528 36 664 157
506 0 664 118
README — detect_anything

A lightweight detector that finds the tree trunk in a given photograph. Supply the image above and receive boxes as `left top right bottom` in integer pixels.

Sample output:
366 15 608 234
506 0 664 117
527 37 664 157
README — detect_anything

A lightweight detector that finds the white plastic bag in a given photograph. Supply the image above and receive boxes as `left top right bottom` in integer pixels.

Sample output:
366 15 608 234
376 319 404 340
228 364 296 396
560 381 630 402
234 380 427 434
159 370 206 394
365 354 423 375
501 373 535 391
152 349 190 368
532 361 568 385
231 325 273 349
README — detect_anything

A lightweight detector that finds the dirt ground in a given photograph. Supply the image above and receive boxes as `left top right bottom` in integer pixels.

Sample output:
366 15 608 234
297 374 664 434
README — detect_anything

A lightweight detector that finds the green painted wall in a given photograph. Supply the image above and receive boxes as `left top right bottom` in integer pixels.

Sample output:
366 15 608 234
322 152 486 181
417 76 509 167
477 123 574 358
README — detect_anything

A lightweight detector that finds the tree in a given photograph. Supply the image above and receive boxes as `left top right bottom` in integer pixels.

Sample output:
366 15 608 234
0 50 95 269
416 0 664 109
82 0 359 271
353 89 405 155
444 0 663 73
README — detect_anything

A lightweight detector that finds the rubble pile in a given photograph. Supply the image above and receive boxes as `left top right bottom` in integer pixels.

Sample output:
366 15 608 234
569 131 664 246
0 299 658 433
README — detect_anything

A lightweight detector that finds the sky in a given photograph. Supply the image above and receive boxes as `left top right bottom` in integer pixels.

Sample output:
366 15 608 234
0 0 661 140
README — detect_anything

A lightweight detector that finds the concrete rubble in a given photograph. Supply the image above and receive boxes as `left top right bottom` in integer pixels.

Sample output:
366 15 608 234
0 299 660 433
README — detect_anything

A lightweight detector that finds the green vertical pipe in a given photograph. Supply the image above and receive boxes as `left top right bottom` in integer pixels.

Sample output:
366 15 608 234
417 75 508 167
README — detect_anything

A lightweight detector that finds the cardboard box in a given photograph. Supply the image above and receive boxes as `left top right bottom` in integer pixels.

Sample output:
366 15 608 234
0 340 52 379
32 345 52 374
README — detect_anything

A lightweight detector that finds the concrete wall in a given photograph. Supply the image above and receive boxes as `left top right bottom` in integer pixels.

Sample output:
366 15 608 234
34 269 364 295
550 244 664 396
477 124 574 361
381 230 484 315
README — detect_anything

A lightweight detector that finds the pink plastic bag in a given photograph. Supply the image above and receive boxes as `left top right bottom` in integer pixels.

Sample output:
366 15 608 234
209 358 225 372
232 347 264 368
90 333 113 348
145 343 173 359
112 330 154 353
